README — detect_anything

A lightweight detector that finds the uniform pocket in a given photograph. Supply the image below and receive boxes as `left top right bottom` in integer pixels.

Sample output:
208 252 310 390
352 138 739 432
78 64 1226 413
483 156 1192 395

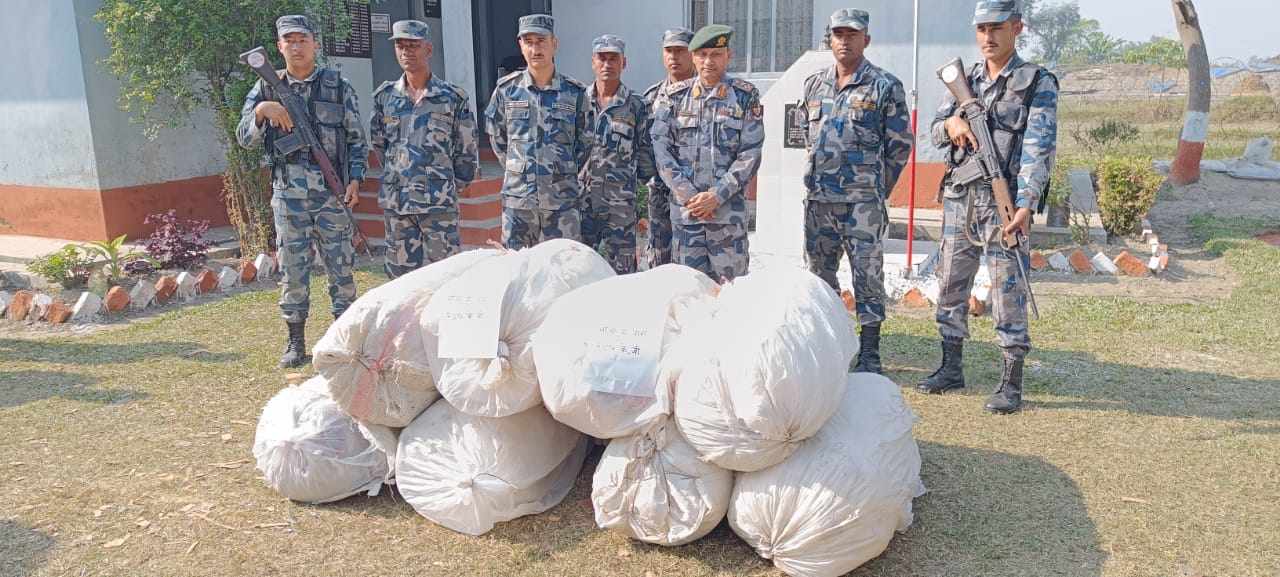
314 102 344 126
503 157 531 193
715 113 742 145
992 101 1028 132
507 104 532 141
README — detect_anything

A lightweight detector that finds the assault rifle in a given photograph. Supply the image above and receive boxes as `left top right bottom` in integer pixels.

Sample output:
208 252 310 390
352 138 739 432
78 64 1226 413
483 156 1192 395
937 57 1039 319
239 46 371 257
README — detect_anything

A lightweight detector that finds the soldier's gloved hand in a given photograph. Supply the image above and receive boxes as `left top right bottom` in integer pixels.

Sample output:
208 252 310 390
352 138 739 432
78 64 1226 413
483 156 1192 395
344 181 361 208
687 191 720 220
944 115 978 151
255 101 294 132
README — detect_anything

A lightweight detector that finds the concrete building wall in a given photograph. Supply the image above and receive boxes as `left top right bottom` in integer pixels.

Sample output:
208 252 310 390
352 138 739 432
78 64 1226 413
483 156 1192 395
554 0 687 91
441 3 478 124
70 0 227 191
0 0 99 189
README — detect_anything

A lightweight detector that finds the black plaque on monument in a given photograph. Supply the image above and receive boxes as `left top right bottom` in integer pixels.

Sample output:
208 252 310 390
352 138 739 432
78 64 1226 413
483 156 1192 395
423 0 442 18
783 102 807 149
325 1 372 59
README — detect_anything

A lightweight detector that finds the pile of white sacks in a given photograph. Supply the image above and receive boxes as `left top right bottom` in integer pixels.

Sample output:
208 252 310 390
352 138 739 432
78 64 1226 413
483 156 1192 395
251 239 926 577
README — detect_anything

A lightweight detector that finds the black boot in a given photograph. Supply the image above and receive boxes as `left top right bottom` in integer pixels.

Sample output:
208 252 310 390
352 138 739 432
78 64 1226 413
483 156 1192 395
853 324 883 374
279 320 310 369
984 350 1025 414
916 338 965 394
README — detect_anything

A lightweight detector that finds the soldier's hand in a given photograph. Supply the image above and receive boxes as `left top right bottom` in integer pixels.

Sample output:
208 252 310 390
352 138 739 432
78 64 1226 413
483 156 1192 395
344 181 360 208
1003 207 1032 239
255 101 294 132
687 191 720 220
944 115 978 150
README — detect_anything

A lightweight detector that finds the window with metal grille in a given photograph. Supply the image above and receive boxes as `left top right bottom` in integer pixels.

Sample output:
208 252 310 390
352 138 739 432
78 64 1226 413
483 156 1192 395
690 0 813 75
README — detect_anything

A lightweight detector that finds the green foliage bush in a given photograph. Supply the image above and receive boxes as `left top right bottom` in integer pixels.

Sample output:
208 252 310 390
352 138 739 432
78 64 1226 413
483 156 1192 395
27 245 95 288
1096 156 1164 236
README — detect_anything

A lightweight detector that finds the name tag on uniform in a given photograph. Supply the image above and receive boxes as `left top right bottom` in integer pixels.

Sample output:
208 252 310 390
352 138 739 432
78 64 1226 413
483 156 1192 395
507 100 530 119
553 102 576 114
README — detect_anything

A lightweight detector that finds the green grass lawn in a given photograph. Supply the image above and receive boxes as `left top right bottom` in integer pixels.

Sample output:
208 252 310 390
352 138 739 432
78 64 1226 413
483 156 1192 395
2 216 1278 577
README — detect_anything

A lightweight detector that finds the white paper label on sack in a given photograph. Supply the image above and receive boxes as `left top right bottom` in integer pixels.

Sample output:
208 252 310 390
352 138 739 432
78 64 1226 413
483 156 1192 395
582 292 668 398
437 260 511 359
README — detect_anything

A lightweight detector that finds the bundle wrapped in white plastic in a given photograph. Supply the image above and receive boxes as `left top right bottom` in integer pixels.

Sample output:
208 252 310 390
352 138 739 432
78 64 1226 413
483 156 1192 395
314 249 501 426
674 271 857 472
424 239 615 417
729 373 925 577
252 377 395 504
395 400 588 536
591 422 733 546
535 264 718 439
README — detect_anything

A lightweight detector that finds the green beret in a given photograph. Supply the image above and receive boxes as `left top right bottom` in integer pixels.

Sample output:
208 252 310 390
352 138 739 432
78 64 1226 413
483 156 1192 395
689 24 733 51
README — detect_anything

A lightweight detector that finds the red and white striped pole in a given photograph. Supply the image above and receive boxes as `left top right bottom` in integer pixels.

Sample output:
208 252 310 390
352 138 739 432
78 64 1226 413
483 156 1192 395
1170 0 1210 185
905 0 920 274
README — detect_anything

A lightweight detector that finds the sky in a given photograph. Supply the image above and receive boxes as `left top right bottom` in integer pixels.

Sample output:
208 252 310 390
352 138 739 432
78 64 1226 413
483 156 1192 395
1072 0 1278 61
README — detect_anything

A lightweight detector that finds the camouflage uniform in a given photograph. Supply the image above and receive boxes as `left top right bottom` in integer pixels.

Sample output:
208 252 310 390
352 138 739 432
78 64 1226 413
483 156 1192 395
580 37 655 274
237 63 367 323
802 55 913 327
931 52 1059 352
641 80 675 269
370 70 478 277
650 75 764 282
484 15 592 250
641 28 695 269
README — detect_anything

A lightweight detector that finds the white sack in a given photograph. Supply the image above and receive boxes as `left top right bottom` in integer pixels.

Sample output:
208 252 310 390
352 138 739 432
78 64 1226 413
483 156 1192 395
536 264 718 439
729 373 925 577
425 239 615 417
252 377 393 503
674 271 857 472
314 249 500 426
396 400 587 536
592 422 733 546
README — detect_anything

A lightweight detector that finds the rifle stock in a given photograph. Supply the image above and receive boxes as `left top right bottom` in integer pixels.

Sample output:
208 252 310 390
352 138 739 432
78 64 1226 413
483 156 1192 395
239 47 371 257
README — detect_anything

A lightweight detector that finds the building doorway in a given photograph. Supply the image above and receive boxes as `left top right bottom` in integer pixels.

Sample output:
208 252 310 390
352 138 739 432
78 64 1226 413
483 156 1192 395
471 0 552 138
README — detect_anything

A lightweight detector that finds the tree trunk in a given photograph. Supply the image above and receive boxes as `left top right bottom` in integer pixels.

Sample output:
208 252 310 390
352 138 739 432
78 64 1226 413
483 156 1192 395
1170 0 1210 185
211 96 275 256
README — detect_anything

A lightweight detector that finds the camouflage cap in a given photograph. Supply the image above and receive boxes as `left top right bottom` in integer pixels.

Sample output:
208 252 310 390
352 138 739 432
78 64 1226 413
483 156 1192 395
518 14 554 37
972 0 1021 25
389 19 430 42
662 27 694 48
689 24 733 51
829 8 870 31
592 34 625 55
276 15 313 38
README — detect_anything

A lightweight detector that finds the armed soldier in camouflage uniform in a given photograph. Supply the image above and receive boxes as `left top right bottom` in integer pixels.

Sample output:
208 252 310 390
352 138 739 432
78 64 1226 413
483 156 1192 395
484 14 592 249
641 28 696 269
650 24 765 283
802 9 913 374
580 34 656 274
237 15 367 368
917 0 1058 414
370 20 479 278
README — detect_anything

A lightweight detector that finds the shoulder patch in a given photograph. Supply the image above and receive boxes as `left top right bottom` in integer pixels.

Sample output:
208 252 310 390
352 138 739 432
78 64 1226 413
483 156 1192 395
496 70 523 86
373 80 395 97
666 78 695 96
562 75 588 91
